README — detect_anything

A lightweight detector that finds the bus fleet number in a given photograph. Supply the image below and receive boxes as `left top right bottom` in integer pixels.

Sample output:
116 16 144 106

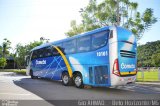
97 51 108 57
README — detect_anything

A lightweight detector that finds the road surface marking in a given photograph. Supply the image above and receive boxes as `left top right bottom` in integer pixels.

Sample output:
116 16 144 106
0 93 31 96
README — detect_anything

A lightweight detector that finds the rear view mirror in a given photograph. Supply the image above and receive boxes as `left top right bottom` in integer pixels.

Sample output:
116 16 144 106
25 55 30 67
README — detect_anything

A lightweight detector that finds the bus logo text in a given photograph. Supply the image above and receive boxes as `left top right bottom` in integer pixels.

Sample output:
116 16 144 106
36 60 46 65
121 63 135 69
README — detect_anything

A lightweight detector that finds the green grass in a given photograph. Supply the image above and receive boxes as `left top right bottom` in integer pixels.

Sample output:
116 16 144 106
0 69 26 75
136 69 159 82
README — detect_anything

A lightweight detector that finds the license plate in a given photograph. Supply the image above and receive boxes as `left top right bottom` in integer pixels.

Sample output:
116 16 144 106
128 78 132 81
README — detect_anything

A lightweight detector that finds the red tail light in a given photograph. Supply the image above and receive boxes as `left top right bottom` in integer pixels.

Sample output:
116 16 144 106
112 58 120 76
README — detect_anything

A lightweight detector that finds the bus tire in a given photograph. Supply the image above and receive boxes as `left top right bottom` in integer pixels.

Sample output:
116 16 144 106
74 73 84 88
30 70 36 79
61 72 73 86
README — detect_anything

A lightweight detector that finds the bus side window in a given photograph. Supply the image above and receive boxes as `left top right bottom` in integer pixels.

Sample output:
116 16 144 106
43 47 53 57
63 39 76 54
31 50 38 60
54 43 65 55
53 48 60 56
38 49 44 58
77 36 91 52
34 48 45 58
92 31 109 50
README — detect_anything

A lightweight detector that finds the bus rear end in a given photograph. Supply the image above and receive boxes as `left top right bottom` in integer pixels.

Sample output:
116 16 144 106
110 27 137 86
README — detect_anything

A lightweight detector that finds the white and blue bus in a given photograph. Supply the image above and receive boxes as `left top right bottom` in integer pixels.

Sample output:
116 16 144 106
25 26 137 88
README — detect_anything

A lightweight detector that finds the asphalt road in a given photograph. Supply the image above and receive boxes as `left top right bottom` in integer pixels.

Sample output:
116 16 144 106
0 72 160 106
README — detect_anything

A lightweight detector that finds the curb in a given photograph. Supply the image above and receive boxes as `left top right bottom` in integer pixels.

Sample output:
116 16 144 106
135 82 160 85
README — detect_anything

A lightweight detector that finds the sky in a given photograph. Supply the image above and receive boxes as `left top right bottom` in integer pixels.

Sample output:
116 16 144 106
133 0 160 45
0 0 89 49
0 0 160 50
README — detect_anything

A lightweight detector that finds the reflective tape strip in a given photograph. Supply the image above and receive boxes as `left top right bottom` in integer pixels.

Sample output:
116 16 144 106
120 71 137 75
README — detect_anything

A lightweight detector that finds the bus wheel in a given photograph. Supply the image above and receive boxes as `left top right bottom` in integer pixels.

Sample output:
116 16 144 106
74 73 84 88
62 72 72 86
30 70 36 79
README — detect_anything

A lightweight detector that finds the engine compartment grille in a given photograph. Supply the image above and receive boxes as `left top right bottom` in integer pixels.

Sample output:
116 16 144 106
120 50 136 58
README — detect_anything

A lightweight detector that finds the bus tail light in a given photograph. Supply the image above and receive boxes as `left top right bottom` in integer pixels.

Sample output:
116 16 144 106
112 58 120 76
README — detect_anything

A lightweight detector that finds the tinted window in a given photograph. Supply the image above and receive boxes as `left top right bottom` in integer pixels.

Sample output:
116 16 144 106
52 48 61 56
54 43 64 55
31 50 37 60
92 31 109 50
31 46 53 60
43 47 53 57
38 49 44 58
63 40 76 54
77 36 91 52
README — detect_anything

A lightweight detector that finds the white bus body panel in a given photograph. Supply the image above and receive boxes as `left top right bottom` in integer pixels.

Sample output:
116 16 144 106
109 27 136 86
109 27 119 86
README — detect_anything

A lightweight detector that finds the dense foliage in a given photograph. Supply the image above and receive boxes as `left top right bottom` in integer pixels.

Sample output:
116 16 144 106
66 0 157 41
0 38 11 58
0 38 43 68
15 41 43 68
0 38 11 68
137 40 160 67
0 57 7 68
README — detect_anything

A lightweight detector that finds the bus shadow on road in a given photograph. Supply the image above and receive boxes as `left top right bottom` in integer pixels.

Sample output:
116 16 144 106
13 77 160 105
13 77 136 100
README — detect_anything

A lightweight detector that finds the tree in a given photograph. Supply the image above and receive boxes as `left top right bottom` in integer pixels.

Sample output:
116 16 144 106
66 20 85 36
152 53 160 67
0 38 11 68
137 40 160 67
66 0 157 40
15 41 43 68
0 46 2 57
1 38 11 58
0 57 7 68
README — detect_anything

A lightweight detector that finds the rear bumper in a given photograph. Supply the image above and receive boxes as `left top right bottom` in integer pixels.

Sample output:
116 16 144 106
111 74 136 86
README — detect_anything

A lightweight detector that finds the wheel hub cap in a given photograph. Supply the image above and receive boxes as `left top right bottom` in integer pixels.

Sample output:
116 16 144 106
63 75 68 84
75 76 81 86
